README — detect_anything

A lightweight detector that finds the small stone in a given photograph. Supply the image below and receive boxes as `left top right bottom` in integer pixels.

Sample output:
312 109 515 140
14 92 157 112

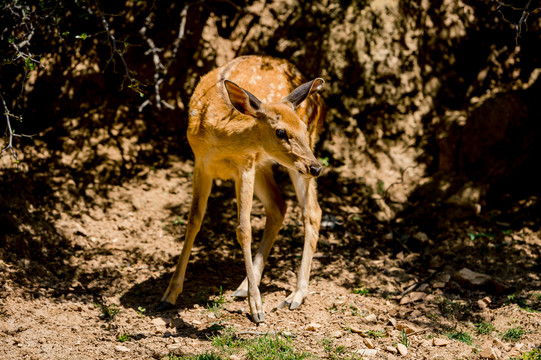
364 313 377 322
331 330 342 338
396 322 420 334
356 349 378 357
115 345 130 352
385 345 398 353
432 282 447 289
477 296 492 310
400 291 426 304
363 338 375 349
433 338 450 346
349 326 363 333
388 317 397 327
305 322 321 331
479 346 500 359
413 231 429 243
397 343 408 356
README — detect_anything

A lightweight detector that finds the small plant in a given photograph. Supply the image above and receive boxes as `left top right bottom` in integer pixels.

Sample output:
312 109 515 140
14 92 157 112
117 333 131 342
322 337 347 359
502 326 525 341
447 329 473 345
467 232 495 241
94 302 121 322
349 305 363 316
366 329 386 339
475 321 495 335
352 287 370 296
173 216 185 226
207 286 226 317
137 306 146 316
509 348 541 360
399 330 409 347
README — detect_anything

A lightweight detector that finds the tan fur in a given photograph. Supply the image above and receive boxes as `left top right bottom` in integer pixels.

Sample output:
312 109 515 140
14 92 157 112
159 55 325 323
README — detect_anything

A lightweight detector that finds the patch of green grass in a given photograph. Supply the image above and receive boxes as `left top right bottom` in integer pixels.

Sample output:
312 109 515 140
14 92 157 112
475 321 495 335
506 293 541 313
209 328 311 360
447 329 473 345
209 327 244 350
349 305 364 316
366 329 387 339
352 287 370 296
93 302 120 322
438 298 471 319
502 326 525 341
509 348 541 360
207 286 226 317
117 333 131 342
246 335 312 360
322 338 347 360
467 232 495 241
164 352 223 360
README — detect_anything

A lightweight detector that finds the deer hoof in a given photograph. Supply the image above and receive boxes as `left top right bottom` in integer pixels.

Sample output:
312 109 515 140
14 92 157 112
252 312 265 323
156 300 175 312
289 301 301 310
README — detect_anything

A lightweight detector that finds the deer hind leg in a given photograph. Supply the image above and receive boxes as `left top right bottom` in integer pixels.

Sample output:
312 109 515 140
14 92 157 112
280 170 321 310
235 164 265 322
157 162 213 310
233 166 286 298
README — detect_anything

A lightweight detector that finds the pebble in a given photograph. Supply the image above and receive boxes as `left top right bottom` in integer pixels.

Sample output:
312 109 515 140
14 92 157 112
397 343 408 356
364 313 377 322
363 338 375 349
349 326 363 333
399 291 426 304
396 321 420 334
433 338 450 346
385 345 398 353
356 349 378 357
115 345 130 352
305 322 321 331
479 346 501 359
477 296 492 310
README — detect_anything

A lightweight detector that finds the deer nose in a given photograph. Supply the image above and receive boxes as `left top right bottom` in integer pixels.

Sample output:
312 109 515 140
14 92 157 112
309 164 322 177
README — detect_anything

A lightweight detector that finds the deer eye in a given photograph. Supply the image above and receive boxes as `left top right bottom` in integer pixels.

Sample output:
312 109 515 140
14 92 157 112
275 129 288 140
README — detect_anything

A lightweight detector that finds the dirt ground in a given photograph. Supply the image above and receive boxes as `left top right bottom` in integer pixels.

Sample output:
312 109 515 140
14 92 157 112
1 145 540 359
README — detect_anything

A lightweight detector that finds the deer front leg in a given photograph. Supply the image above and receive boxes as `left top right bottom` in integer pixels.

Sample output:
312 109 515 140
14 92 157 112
233 167 286 298
281 172 321 310
236 164 265 322
158 163 212 310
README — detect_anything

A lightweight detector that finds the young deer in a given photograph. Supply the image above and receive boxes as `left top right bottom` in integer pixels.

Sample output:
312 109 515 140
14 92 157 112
158 55 325 323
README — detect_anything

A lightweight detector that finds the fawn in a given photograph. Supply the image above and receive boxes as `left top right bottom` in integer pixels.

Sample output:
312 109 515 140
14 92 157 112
158 55 325 322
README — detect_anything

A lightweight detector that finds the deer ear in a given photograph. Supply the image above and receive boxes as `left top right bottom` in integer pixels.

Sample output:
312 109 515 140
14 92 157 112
224 80 262 116
283 78 325 109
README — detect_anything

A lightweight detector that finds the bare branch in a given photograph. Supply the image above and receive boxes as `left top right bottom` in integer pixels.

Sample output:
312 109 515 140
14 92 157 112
92 0 142 95
493 0 541 44
138 2 199 111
